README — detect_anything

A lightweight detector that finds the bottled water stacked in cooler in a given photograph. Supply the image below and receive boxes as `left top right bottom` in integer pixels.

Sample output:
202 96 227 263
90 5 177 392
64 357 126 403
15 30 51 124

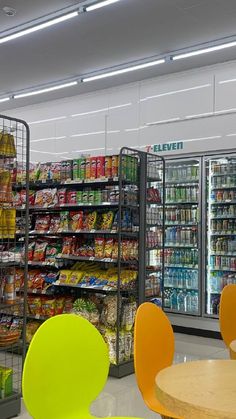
164 287 199 313
165 226 198 246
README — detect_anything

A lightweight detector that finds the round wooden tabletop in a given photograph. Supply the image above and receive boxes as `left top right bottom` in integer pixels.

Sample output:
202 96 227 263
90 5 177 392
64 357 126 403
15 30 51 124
156 360 236 419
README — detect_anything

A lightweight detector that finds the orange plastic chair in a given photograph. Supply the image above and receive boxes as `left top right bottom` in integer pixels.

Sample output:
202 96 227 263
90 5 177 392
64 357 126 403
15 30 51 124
134 302 182 419
219 284 236 360
22 314 143 419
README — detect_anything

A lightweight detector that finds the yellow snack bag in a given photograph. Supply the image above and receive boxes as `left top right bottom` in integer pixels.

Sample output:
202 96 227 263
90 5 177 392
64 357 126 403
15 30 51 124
59 270 72 284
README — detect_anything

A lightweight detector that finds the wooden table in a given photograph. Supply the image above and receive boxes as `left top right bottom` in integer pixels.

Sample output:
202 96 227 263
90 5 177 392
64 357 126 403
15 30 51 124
230 340 236 360
156 360 236 419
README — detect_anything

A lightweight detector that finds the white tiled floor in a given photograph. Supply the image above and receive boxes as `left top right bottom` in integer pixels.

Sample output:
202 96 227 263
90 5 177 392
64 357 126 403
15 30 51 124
19 333 228 419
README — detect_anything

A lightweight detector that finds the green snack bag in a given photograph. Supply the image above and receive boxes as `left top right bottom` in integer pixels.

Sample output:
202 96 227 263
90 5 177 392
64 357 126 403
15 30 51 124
0 367 13 398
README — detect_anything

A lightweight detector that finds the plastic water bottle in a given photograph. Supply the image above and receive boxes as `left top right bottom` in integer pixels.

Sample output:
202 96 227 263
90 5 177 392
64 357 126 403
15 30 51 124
170 290 178 310
185 292 192 312
191 292 199 313
177 290 185 312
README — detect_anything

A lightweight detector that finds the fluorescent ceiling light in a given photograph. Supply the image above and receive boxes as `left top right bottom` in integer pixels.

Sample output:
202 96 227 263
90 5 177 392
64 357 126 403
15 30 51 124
183 135 221 143
74 147 105 152
172 41 236 60
29 116 66 125
0 97 10 103
14 81 77 99
82 59 165 82
86 0 120 12
0 12 78 45
125 128 140 132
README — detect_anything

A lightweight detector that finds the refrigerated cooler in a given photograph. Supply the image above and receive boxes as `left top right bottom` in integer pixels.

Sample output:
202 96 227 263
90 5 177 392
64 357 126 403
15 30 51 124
205 156 236 317
163 159 201 316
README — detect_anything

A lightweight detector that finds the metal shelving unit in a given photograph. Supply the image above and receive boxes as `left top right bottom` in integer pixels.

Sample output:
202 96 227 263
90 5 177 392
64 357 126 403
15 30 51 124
0 114 29 419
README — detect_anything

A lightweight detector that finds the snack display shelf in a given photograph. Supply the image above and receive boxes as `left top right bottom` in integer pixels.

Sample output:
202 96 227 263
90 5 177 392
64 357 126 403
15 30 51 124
28 261 63 268
57 254 138 264
28 229 138 237
0 114 29 419
54 283 137 294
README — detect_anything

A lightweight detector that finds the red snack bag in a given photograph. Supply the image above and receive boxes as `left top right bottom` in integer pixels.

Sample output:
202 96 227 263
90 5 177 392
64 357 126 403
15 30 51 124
49 216 60 233
33 241 48 262
28 241 35 261
96 156 105 179
41 298 55 317
62 237 76 255
58 189 67 205
67 190 77 204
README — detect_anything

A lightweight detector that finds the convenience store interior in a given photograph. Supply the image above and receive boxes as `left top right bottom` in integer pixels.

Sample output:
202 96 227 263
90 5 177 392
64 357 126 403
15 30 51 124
1 1 236 418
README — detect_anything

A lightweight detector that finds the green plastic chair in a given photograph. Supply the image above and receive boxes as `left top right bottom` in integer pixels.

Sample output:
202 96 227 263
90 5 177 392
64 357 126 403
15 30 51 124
22 314 143 419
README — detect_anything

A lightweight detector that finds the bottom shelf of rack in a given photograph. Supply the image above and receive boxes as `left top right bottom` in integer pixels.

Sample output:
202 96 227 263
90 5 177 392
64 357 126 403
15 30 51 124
0 392 21 419
109 360 134 378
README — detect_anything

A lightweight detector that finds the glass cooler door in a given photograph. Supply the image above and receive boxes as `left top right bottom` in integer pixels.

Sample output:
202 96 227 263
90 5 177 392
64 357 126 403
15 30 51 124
205 155 236 317
163 159 201 315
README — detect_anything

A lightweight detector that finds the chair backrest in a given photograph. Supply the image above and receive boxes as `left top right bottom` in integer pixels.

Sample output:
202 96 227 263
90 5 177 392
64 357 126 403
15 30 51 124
134 302 174 399
22 314 109 419
219 284 236 347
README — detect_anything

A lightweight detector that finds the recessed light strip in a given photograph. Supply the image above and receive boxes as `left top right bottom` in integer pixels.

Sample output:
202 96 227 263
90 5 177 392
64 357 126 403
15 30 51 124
85 0 120 12
82 59 165 82
14 81 78 99
0 11 79 44
172 40 236 60
0 97 10 103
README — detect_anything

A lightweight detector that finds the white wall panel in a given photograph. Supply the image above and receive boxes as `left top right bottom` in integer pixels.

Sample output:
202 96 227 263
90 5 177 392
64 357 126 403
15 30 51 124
8 59 236 162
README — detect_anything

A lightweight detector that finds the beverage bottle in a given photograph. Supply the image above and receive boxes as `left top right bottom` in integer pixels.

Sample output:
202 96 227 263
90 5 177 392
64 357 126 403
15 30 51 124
177 290 185 312
178 270 183 288
185 292 192 312
170 289 178 310
191 292 199 313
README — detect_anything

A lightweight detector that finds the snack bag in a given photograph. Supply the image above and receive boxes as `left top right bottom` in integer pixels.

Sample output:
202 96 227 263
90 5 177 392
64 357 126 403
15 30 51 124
101 211 114 230
104 238 114 258
41 298 55 317
0 366 13 398
95 237 105 258
62 237 76 255
5 209 16 238
85 211 97 230
28 241 35 261
33 241 48 262
68 271 84 285
58 211 69 232
28 297 41 316
26 321 40 344
49 215 60 233
69 211 83 231
104 329 117 364
112 240 118 260
59 270 72 284
45 244 62 264
55 297 65 315
51 162 61 181
0 170 12 203
34 215 51 232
